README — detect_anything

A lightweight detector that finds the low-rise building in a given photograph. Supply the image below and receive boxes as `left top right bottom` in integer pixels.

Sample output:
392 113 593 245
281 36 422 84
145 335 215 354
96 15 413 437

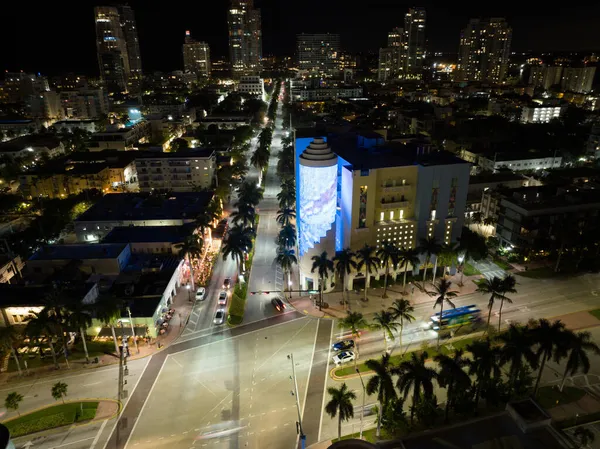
479 152 562 173
237 76 265 100
53 119 100 133
0 135 64 159
74 191 213 242
136 149 217 192
102 224 196 254
466 172 535 215
291 85 364 102
199 114 252 130
87 121 151 151
0 255 24 284
0 119 38 138
520 99 565 124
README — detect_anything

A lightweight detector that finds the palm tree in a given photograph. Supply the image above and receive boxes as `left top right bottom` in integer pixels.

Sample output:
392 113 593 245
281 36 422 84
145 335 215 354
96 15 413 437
0 326 23 376
365 353 397 437
325 383 356 441
237 181 263 208
275 248 297 293
436 244 458 283
428 278 458 348
276 208 296 226
94 297 123 355
497 275 517 331
231 203 256 228
25 309 60 369
175 233 203 290
371 310 400 354
497 324 538 396
398 248 421 294
311 251 334 311
377 241 398 299
66 300 92 364
222 224 254 273
467 338 502 408
338 311 368 359
277 183 295 210
418 236 442 286
435 349 471 423
395 351 438 424
559 331 600 392
388 299 415 355
277 224 296 248
250 146 270 173
356 244 381 302
530 319 568 396
476 276 506 332
333 249 357 310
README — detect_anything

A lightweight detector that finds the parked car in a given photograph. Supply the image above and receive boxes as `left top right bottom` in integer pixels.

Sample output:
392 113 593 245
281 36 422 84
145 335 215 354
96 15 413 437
332 351 356 365
213 309 225 325
271 297 285 312
218 291 228 305
196 287 206 301
223 278 232 289
332 340 355 352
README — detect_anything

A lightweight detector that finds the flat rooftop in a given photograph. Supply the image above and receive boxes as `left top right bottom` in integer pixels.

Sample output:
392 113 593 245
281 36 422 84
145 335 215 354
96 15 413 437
29 243 129 261
102 224 195 244
75 192 214 222
135 148 215 159
469 172 525 184
0 135 61 152
503 185 600 211
0 283 96 307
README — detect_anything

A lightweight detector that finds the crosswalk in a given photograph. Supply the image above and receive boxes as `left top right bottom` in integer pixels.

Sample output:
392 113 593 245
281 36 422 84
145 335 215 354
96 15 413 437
482 269 506 280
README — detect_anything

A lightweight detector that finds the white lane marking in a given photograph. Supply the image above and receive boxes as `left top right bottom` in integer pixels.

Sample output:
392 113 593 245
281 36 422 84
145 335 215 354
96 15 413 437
83 382 102 387
171 357 184 368
51 436 95 448
89 419 107 449
318 320 334 442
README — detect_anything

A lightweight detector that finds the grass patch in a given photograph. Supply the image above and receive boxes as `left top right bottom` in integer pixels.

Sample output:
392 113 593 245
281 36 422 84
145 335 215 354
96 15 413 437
3 401 98 438
332 427 378 443
463 263 481 276
334 336 478 377
227 292 246 326
516 266 556 279
492 257 512 271
536 386 586 410
589 309 600 321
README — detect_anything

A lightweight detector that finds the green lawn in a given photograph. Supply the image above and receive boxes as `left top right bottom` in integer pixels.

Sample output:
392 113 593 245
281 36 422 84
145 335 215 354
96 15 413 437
334 336 478 377
492 257 512 271
516 267 556 279
3 401 98 438
589 309 600 320
463 263 481 276
536 386 586 410
332 427 378 443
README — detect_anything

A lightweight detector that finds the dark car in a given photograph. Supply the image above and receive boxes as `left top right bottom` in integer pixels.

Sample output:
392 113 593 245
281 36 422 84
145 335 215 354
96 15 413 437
271 297 285 312
223 278 231 289
332 340 355 351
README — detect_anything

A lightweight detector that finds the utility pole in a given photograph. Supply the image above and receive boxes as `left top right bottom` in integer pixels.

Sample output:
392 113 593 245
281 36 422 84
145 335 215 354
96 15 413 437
288 353 306 449
117 321 129 405
126 307 139 354
356 368 366 440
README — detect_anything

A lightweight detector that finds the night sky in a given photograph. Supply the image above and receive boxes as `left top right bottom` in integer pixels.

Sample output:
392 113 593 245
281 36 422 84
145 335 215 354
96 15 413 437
2 0 599 75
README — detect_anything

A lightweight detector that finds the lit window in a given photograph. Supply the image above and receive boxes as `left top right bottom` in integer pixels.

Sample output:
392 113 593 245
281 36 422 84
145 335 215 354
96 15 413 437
380 212 384 221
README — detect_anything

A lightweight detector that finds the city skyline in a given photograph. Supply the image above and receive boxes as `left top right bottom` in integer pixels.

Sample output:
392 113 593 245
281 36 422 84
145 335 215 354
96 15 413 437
1 1 600 75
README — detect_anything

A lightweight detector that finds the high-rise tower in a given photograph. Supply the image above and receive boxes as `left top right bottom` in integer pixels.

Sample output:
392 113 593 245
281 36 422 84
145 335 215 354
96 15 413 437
95 6 129 93
183 31 211 79
297 33 340 76
404 7 426 76
228 0 262 75
118 4 143 89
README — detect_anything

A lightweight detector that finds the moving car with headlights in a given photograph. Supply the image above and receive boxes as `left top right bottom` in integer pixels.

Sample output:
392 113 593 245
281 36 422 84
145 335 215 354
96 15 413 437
271 297 285 312
332 340 355 352
218 291 228 306
196 287 206 301
223 278 232 289
332 351 356 365
213 309 225 325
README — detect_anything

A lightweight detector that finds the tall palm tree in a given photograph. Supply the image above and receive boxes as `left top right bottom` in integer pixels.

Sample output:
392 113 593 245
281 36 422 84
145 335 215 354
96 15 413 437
531 319 567 396
0 326 23 376
237 181 264 208
338 311 368 360
428 278 458 348
311 251 334 311
66 300 92 364
222 224 254 273
365 353 397 437
559 331 600 392
25 309 60 369
175 233 203 290
277 184 295 209
435 349 471 423
497 275 517 331
497 324 538 396
276 208 296 226
436 244 458 283
398 248 421 294
476 276 506 332
231 204 256 229
467 338 502 408
275 248 297 293
395 351 438 424
371 310 400 354
250 146 270 173
377 241 398 298
277 224 296 248
94 296 123 355
333 249 357 310
325 383 356 441
418 236 442 286
356 244 381 303
388 299 415 355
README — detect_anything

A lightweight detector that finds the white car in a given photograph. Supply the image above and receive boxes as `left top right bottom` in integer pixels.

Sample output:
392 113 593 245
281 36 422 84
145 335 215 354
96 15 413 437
213 309 225 325
218 291 228 306
332 351 356 365
196 287 206 301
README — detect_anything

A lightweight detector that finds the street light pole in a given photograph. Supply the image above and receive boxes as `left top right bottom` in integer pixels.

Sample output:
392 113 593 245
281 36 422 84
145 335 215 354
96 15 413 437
356 368 366 440
288 353 306 449
126 307 139 354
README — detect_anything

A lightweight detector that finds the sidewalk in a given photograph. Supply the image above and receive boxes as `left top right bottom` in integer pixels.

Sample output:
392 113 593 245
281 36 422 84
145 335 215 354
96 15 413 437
0 284 195 384
289 272 481 320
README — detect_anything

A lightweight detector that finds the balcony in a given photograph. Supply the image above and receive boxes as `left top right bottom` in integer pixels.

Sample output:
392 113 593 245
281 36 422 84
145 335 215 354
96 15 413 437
381 184 410 194
380 199 409 209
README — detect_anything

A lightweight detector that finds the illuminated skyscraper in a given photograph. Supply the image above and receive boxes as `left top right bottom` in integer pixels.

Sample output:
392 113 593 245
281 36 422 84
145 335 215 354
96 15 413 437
378 27 405 81
228 0 262 75
297 34 341 76
183 31 211 78
118 4 143 90
456 18 512 83
95 6 129 93
404 7 426 76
